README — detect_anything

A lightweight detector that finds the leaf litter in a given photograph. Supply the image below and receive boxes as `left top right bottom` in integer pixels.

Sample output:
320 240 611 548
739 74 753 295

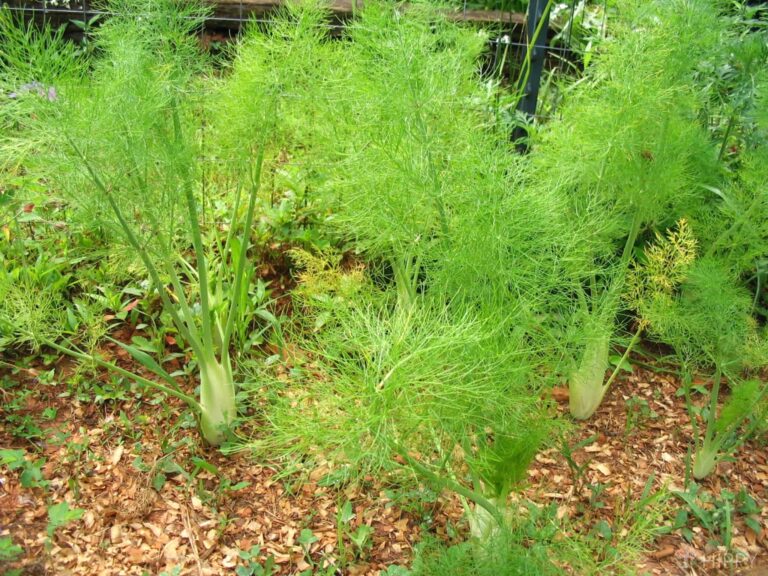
1 358 767 575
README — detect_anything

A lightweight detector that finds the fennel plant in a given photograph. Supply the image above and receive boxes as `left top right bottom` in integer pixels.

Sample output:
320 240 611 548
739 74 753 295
263 257 555 525
638 257 763 478
531 0 728 419
224 3 566 535
626 57 768 477
652 31 768 477
1 0 270 446
65 131 266 446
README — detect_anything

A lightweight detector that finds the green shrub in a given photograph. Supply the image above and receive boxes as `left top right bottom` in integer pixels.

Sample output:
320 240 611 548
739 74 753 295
529 0 739 419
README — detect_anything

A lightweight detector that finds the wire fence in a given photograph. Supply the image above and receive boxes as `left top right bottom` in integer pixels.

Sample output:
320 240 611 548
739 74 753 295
482 0 608 128
4 0 254 27
2 0 609 137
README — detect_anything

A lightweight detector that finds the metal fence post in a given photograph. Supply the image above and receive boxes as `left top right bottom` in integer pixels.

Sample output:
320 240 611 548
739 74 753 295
513 0 551 151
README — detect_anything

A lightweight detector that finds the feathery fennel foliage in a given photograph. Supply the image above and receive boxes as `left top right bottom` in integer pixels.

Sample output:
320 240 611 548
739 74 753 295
226 3 565 528
638 257 763 478
0 6 84 88
2 0 210 253
1 0 272 446
263 254 555 526
208 1 336 173
530 0 730 419
409 526 559 576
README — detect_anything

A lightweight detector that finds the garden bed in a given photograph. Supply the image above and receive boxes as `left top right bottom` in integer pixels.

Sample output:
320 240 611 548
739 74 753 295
2 357 767 575
2 1 767 575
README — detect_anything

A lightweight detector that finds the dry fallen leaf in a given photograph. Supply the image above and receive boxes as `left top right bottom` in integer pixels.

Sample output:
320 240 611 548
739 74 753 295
222 549 239 568
650 545 676 560
589 462 611 476
109 524 121 543
111 445 125 466
83 510 96 530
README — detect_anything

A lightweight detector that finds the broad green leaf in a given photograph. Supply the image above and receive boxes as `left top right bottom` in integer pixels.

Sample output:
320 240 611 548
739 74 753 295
47 501 84 537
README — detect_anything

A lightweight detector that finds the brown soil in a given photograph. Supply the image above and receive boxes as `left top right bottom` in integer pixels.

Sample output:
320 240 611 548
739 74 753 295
1 356 767 575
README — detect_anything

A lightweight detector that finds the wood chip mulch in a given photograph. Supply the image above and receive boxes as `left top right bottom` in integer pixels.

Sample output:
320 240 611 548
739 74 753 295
2 359 767 575
529 369 768 576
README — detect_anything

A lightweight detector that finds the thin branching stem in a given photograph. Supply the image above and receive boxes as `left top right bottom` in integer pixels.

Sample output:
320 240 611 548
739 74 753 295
702 364 723 452
67 136 205 358
603 323 643 390
395 445 505 527
44 337 200 410
170 104 216 356
222 144 266 353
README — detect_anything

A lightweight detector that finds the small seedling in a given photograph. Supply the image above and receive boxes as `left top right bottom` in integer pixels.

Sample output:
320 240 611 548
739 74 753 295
667 484 760 548
0 449 47 489
624 395 658 435
587 482 608 510
559 433 598 489
0 535 23 576
592 519 612 540
0 385 44 440
297 528 319 567
382 486 439 526
0 535 22 561
236 545 277 576
348 524 373 559
334 500 374 564
46 501 84 540
381 566 411 576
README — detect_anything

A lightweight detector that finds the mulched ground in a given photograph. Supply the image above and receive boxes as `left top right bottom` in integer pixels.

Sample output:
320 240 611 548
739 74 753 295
535 370 768 576
1 355 767 575
0 354 462 576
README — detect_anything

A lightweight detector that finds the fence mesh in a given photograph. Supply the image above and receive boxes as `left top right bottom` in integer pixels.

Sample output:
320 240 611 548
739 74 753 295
2 0 609 123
